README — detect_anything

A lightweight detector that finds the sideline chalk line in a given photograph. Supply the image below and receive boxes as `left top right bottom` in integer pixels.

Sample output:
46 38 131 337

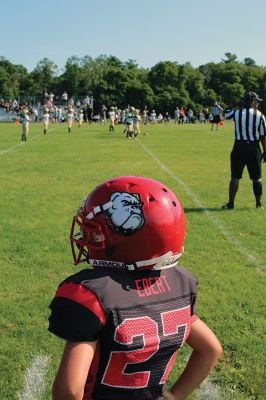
137 139 265 276
0 126 58 156
197 377 221 400
17 355 50 400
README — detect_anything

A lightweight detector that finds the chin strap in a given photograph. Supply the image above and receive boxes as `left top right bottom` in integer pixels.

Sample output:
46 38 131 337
89 249 184 271
133 250 183 270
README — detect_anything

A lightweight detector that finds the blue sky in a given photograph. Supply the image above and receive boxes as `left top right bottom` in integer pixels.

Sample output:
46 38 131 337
1 0 266 72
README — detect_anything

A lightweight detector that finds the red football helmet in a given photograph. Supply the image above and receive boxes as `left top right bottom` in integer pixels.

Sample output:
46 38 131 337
70 176 186 271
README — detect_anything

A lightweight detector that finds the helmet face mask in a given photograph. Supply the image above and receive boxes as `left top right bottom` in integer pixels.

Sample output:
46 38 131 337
70 211 106 265
70 176 186 271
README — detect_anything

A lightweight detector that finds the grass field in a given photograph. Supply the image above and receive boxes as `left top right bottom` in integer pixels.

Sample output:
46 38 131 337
0 120 265 400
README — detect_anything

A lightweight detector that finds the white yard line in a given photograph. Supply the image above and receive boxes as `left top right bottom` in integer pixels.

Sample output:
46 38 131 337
137 139 265 275
17 355 50 400
0 127 58 156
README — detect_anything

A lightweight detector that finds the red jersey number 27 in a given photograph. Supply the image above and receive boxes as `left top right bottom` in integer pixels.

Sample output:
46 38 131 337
101 306 191 388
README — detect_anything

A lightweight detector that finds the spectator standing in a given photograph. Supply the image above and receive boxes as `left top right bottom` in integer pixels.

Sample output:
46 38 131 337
32 107 38 122
187 108 194 123
100 105 107 124
49 92 55 103
204 108 210 124
142 106 149 125
179 107 185 124
87 105 93 125
83 96 91 107
12 99 18 110
164 112 170 124
198 110 205 124
57 107 62 123
53 105 59 123
46 99 52 110
62 91 68 106
157 113 163 123
174 107 180 123
222 92 266 209
44 90 49 102
150 109 157 124
68 97 75 107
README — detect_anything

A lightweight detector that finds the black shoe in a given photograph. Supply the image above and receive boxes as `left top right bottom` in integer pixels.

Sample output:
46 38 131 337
256 203 264 209
222 202 234 210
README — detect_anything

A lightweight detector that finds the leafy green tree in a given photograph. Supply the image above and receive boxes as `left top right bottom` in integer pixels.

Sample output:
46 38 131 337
241 65 262 93
1 53 266 113
220 65 241 84
220 82 245 105
148 61 179 90
0 57 28 98
59 56 82 96
185 68 206 105
30 58 58 95
203 89 217 107
0 66 13 98
221 52 238 63
243 57 256 66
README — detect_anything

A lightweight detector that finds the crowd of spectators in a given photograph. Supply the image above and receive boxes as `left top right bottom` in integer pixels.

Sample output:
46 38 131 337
0 94 224 129
0 92 94 124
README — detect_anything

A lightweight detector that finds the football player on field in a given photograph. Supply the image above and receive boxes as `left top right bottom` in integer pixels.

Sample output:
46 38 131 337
67 106 75 133
20 106 31 141
43 107 50 135
48 176 222 400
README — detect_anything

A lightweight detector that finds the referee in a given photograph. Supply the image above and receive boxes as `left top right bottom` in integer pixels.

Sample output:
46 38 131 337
211 101 223 131
222 92 266 209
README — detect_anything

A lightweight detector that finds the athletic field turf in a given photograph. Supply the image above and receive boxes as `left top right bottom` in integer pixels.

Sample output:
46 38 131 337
0 121 265 399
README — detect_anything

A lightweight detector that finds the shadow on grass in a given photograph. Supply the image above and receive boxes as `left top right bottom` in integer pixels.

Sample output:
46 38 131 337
184 207 251 213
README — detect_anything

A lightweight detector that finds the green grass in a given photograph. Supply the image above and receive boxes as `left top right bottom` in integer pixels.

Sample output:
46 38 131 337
0 121 265 399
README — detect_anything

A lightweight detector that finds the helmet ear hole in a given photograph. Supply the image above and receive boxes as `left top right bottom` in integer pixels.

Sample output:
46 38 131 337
172 201 176 207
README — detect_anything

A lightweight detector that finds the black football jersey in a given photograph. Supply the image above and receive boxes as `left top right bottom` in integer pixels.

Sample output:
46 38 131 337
48 266 198 400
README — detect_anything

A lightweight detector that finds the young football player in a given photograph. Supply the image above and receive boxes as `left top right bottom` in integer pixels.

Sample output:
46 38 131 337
78 108 84 128
43 108 50 135
108 106 116 132
125 110 135 138
48 176 222 400
20 106 31 141
67 106 75 133
133 109 141 137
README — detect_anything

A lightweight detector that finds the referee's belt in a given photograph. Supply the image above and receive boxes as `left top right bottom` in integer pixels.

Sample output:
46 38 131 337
235 140 259 144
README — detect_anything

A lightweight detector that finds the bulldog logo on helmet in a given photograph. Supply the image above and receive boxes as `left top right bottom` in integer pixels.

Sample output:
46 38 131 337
107 192 145 235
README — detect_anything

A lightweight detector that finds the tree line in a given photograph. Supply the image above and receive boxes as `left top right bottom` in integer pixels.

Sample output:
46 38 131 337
1 52 266 113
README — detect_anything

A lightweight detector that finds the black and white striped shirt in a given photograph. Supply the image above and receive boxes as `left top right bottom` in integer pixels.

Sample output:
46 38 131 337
211 104 223 116
225 107 266 141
